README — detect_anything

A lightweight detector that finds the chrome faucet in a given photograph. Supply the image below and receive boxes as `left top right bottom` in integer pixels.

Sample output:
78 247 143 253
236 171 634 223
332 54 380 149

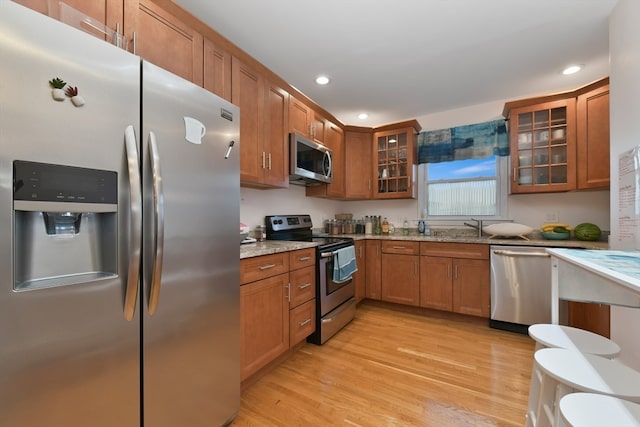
463 218 483 238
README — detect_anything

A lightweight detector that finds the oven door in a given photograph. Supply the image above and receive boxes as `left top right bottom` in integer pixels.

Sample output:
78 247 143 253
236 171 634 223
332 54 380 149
318 249 355 316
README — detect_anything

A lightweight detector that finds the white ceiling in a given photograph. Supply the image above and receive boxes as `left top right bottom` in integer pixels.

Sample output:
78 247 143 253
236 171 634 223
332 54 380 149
174 0 618 128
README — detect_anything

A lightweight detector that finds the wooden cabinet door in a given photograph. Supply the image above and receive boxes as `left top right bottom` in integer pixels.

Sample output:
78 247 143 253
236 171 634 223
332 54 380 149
289 299 315 346
568 302 610 338
310 110 327 145
305 121 344 198
365 240 381 300
203 38 231 101
240 273 289 380
324 123 344 197
232 56 265 185
345 130 373 199
353 241 366 303
452 259 490 317
381 254 419 306
289 96 312 138
508 99 577 193
372 125 417 199
577 82 610 189
263 81 289 188
289 248 315 271
288 266 315 308
124 0 203 85
419 256 453 311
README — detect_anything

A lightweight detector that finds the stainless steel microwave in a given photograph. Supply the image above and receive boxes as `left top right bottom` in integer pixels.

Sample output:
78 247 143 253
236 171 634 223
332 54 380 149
289 132 332 185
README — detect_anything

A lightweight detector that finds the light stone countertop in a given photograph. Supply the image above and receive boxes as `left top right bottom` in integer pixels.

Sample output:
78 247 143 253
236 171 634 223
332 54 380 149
240 240 318 259
239 233 608 259
344 233 609 249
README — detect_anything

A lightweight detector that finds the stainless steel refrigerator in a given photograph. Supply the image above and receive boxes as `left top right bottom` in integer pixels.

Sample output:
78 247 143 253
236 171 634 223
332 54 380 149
0 1 240 426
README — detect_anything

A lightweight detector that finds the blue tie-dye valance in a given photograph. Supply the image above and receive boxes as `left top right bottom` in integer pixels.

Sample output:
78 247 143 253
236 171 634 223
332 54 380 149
417 119 509 164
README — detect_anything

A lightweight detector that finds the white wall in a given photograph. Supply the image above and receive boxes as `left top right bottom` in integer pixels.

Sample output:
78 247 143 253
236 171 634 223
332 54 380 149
609 0 640 370
240 185 342 231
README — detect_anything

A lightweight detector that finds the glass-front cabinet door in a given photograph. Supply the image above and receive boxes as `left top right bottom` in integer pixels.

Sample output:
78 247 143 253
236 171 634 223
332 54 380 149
509 99 576 194
373 125 417 199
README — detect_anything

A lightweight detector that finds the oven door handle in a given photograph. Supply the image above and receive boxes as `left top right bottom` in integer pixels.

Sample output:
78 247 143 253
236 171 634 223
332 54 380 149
321 251 335 258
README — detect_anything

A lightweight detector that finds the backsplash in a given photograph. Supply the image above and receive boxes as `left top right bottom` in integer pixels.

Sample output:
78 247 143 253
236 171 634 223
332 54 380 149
240 185 611 238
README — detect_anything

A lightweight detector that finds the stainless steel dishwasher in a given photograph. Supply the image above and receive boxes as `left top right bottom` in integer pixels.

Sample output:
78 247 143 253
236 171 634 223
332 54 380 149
490 245 552 334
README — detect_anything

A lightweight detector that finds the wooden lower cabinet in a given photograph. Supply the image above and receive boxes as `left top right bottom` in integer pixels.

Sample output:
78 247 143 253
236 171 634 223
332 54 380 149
419 242 490 318
287 249 316 346
419 256 452 311
240 249 317 381
289 299 315 345
365 240 381 299
452 258 490 317
240 272 289 381
568 302 610 338
381 241 420 306
353 240 367 303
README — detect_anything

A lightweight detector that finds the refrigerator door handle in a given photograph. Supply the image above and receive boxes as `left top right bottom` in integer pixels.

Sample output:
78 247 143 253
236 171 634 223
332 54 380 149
147 131 165 316
124 125 142 321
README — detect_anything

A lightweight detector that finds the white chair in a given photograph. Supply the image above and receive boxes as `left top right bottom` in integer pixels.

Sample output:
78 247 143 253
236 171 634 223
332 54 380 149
559 393 640 427
534 348 640 427
525 324 621 427
528 324 621 357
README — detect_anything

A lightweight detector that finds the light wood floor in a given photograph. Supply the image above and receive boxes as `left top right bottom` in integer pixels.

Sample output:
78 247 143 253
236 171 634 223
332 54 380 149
232 300 535 426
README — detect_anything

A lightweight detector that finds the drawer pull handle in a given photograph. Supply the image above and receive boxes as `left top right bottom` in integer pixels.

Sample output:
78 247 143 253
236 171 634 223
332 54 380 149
259 263 276 270
298 256 311 261
299 318 311 327
392 246 406 250
298 282 312 289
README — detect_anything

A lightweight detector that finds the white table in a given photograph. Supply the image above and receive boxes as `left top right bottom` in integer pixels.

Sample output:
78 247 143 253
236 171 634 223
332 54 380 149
547 249 640 324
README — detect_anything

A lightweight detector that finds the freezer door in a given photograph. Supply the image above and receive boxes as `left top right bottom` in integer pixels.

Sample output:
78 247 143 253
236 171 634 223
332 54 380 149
141 61 240 426
0 2 141 427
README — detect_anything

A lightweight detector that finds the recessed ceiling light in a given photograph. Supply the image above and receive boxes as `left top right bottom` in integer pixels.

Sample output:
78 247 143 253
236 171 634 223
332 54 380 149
562 65 582 75
315 75 330 85
358 113 368 120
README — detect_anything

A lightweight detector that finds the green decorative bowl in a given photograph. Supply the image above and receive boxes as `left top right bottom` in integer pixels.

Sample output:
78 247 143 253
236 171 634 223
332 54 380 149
541 231 570 240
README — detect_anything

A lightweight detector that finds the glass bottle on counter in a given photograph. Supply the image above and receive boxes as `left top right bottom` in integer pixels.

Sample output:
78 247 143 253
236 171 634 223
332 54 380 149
403 219 410 236
382 217 389 235
365 216 373 235
374 216 382 235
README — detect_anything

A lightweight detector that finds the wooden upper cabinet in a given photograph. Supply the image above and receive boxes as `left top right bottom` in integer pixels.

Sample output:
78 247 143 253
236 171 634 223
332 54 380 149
289 96 327 145
372 121 420 199
344 129 373 199
577 80 610 190
262 80 290 188
504 77 610 194
325 123 345 197
233 56 289 188
507 99 577 194
306 121 345 198
289 96 312 138
124 0 203 85
203 38 231 102
233 56 265 184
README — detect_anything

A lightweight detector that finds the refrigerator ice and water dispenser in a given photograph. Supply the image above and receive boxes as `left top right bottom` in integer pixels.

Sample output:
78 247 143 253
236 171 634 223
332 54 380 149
12 160 118 291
